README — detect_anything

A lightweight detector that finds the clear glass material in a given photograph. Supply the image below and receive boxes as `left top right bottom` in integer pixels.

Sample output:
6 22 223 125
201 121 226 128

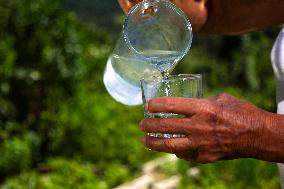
103 0 192 106
140 74 202 138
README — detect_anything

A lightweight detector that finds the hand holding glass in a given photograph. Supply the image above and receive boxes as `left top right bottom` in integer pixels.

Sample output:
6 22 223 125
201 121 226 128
140 74 202 138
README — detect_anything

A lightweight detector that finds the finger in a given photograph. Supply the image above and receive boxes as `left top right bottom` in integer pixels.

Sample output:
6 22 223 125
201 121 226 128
140 118 197 134
142 135 197 153
175 149 199 161
146 97 210 116
176 152 222 164
118 0 141 13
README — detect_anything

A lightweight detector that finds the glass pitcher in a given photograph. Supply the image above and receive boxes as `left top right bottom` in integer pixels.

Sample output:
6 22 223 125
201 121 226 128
103 0 192 105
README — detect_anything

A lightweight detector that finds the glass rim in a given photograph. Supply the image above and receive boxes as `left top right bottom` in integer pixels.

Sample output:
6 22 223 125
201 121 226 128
140 74 202 85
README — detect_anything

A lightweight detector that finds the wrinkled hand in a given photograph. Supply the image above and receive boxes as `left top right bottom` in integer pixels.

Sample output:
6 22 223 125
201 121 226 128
140 93 272 163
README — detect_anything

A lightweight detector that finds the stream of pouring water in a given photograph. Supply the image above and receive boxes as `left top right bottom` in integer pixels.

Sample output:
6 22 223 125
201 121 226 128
162 71 171 97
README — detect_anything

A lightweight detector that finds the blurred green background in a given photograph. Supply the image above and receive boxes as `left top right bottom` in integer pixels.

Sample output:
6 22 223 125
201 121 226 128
0 0 281 188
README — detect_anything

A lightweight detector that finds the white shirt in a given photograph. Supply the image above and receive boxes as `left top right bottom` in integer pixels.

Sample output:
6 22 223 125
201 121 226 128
271 26 284 189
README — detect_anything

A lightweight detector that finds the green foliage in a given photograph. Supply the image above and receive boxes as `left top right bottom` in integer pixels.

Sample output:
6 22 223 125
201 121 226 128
0 0 281 188
103 162 130 187
197 160 280 189
0 131 39 177
0 0 88 178
1 158 107 189
0 0 153 187
161 159 280 189
43 83 152 170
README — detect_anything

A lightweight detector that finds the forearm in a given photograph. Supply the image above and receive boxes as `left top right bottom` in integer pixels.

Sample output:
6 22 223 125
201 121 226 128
255 113 284 163
201 0 284 35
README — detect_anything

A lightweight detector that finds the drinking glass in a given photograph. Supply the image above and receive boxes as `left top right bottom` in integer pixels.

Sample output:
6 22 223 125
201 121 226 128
140 74 202 138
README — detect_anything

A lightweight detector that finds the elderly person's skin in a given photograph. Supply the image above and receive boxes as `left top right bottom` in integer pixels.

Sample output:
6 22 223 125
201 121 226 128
118 0 284 163
141 94 284 163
